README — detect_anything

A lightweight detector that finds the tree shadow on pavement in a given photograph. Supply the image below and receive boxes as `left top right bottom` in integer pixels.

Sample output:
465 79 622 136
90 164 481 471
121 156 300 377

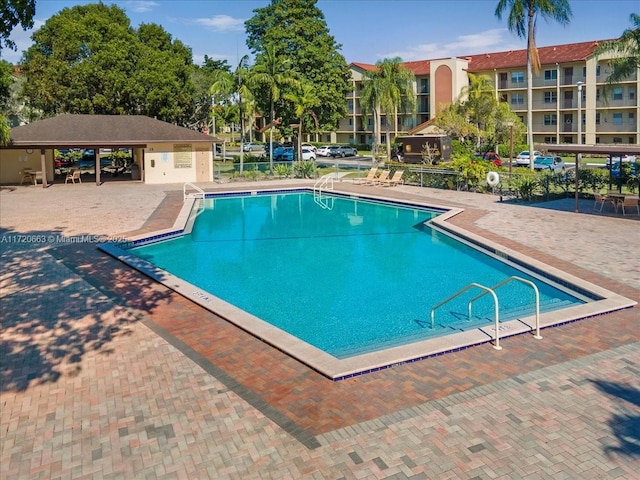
0 226 172 393
589 379 640 459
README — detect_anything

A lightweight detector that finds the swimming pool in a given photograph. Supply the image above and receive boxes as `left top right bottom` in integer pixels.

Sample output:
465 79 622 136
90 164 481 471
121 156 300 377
101 187 635 379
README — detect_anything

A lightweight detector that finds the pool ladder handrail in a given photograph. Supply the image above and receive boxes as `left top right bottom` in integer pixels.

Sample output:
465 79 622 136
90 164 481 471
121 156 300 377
183 182 205 202
431 283 502 350
429 276 543 351
468 276 542 340
313 174 335 210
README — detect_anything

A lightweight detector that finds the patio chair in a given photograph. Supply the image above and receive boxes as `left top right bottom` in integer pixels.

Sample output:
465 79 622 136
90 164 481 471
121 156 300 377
379 170 404 187
618 196 639 216
19 169 36 185
353 167 378 185
371 169 391 185
593 192 616 212
65 169 82 184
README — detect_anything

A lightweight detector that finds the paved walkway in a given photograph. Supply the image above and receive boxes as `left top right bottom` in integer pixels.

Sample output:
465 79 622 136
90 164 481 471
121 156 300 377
1 180 639 479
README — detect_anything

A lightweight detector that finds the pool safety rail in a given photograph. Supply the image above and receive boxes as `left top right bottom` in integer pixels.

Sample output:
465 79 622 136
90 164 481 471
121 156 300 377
183 182 205 202
313 174 335 210
430 276 542 350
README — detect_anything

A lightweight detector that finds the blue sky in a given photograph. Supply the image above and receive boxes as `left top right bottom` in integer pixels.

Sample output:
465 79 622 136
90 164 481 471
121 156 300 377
3 0 638 66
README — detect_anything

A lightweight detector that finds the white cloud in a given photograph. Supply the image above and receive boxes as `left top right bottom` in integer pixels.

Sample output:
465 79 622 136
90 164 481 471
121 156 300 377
126 1 160 13
378 28 520 61
194 15 245 32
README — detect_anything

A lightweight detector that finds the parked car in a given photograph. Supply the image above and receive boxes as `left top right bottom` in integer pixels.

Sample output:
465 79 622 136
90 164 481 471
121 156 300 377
316 145 333 157
533 156 566 173
515 150 543 166
301 147 316 161
474 151 502 167
611 161 639 178
329 145 358 157
301 143 317 153
242 142 262 152
264 142 281 157
275 147 295 161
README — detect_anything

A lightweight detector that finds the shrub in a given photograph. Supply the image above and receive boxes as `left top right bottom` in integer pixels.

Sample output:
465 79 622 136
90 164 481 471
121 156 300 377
273 164 292 178
293 160 314 178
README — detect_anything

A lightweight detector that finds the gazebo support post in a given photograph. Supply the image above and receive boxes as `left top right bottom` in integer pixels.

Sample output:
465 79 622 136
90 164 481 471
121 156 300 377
95 147 101 186
40 148 48 188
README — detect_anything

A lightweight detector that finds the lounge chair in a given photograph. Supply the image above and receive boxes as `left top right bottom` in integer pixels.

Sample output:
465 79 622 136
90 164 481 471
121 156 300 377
618 196 639 215
593 192 615 212
379 170 404 187
372 169 390 185
65 169 82 184
353 167 379 185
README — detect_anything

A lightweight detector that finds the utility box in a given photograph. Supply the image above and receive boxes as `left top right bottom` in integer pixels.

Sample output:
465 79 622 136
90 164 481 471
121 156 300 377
392 135 452 164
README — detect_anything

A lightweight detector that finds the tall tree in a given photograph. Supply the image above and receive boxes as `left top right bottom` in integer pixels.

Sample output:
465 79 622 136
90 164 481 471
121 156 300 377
210 55 254 173
245 0 350 134
360 58 416 160
251 44 298 171
20 4 195 124
284 80 320 161
495 0 572 169
594 13 640 87
1 0 36 51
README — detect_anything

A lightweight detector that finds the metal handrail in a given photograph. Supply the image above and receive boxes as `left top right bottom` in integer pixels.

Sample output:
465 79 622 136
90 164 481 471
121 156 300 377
313 174 334 197
183 182 205 201
468 276 542 340
430 282 502 350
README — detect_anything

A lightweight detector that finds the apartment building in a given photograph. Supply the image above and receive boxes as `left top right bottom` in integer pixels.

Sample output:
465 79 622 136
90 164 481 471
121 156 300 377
336 40 639 147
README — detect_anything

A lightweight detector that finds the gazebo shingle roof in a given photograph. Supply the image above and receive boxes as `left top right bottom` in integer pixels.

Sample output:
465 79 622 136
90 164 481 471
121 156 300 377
6 114 222 148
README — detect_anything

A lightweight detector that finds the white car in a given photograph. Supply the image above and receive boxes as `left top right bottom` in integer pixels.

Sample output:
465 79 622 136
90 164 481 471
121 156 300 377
515 150 543 166
301 143 317 153
316 146 333 157
301 147 316 161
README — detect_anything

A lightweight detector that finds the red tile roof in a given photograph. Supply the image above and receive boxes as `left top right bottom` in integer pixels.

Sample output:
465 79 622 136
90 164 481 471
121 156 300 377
351 39 612 76
465 40 608 72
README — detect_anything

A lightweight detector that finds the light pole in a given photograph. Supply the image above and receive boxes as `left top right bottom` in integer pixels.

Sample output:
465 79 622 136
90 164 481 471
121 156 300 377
576 81 583 145
575 81 584 213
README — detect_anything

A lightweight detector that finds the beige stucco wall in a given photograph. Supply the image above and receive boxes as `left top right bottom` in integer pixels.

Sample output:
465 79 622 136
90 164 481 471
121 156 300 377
142 142 212 184
0 148 55 185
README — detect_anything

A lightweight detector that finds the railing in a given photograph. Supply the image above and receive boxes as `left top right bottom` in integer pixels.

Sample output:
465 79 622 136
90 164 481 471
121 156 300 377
468 276 542 340
183 182 205 201
313 174 335 210
431 283 502 350
430 276 544 350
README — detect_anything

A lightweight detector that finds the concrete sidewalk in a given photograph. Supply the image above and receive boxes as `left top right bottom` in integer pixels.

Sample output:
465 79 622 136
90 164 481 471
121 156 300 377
1 180 639 479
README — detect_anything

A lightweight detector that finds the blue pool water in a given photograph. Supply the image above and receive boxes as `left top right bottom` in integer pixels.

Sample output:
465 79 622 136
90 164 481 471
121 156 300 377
131 192 584 358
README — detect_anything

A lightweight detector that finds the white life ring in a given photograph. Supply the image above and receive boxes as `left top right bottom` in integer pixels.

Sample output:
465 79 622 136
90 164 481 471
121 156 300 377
486 171 500 187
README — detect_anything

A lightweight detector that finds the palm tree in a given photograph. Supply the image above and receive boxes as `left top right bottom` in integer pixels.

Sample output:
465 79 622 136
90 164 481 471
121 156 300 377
495 0 572 170
209 55 254 173
251 44 298 172
360 57 416 161
283 80 320 162
461 73 498 148
594 13 640 89
0 114 10 146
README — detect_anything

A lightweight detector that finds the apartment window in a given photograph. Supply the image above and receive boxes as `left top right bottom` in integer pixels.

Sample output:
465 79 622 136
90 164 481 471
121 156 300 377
544 114 557 125
420 78 430 94
544 136 557 143
582 66 586 77
612 113 623 125
630 88 636 100
347 100 354 112
367 118 372 127
500 93 508 103
596 137 600 143
544 91 557 103
511 71 524 84
596 65 601 76
630 137 635 144
596 89 600 101
613 87 623 100
596 113 600 125
629 112 635 124
511 93 524 105
348 118 353 126
613 137 622 143
563 136 572 143
544 69 557 81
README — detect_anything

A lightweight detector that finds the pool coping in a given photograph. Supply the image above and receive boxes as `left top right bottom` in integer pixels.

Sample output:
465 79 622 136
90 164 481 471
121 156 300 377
98 186 637 380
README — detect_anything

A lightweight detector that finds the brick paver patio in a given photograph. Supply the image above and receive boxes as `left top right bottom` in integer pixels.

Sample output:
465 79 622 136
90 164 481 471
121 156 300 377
1 180 639 479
